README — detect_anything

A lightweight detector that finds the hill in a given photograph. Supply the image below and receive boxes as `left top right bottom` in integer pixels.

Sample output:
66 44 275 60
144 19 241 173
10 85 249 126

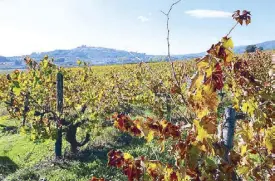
176 40 275 58
233 40 275 53
7 45 155 66
1 40 275 68
0 56 9 62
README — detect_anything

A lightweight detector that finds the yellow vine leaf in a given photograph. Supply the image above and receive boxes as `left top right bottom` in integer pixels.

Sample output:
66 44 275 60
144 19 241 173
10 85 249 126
164 166 173 181
146 161 163 175
160 120 168 128
196 56 210 71
264 126 275 154
225 49 234 63
223 84 229 92
148 162 157 170
134 119 143 130
13 87 21 96
146 130 154 142
221 37 234 49
194 120 210 141
240 145 247 156
189 73 204 91
194 141 207 152
123 153 134 161
202 83 213 96
192 89 203 103
197 108 208 119
237 165 250 176
232 92 241 110
241 99 256 116
238 122 253 142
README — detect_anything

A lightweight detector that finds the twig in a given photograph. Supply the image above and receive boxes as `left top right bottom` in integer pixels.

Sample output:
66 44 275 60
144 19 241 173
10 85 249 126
161 0 187 105
226 22 239 37
161 0 181 61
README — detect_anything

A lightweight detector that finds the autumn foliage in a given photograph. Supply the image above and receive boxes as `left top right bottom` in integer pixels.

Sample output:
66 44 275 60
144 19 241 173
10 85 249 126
0 9 273 181
97 10 274 181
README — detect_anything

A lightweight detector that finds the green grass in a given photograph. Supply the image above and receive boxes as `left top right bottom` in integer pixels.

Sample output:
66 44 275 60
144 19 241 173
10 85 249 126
0 123 125 180
0 111 175 181
0 101 178 181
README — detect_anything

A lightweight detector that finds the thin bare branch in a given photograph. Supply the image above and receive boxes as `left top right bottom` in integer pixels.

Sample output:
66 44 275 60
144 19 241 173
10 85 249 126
226 22 239 37
168 0 182 15
161 0 187 105
161 0 182 61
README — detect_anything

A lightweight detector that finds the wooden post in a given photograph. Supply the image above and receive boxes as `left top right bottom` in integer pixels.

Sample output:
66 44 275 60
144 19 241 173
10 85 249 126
222 107 236 152
222 107 240 180
55 72 63 159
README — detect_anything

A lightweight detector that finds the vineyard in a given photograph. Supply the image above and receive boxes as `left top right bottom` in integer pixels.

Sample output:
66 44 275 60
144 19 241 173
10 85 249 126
0 9 274 181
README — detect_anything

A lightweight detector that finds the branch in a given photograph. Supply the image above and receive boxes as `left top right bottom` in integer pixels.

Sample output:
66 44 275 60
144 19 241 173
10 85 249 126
75 118 88 128
161 0 187 105
161 0 182 17
226 22 239 37
77 133 90 147
161 0 182 61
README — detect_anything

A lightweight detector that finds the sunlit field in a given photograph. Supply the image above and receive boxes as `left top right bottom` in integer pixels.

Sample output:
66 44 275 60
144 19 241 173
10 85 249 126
0 0 274 180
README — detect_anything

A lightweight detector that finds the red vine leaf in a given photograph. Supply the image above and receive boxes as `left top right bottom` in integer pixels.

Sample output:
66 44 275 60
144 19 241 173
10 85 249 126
232 10 251 25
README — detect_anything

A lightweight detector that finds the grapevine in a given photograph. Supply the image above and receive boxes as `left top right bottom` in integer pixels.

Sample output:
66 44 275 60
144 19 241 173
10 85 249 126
102 10 275 181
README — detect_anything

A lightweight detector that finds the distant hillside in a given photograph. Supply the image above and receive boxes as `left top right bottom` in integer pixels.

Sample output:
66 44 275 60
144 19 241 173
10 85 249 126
0 56 9 62
7 45 156 66
1 40 275 68
233 40 275 54
176 40 275 58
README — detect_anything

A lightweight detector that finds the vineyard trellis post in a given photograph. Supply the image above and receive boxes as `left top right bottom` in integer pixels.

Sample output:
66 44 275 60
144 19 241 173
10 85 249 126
222 107 236 159
55 72 63 158
222 107 246 180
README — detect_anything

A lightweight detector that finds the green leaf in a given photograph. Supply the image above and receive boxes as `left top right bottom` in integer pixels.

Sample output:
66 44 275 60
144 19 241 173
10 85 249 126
237 165 250 175
13 87 21 96
43 60 48 68
264 126 275 154
13 81 20 88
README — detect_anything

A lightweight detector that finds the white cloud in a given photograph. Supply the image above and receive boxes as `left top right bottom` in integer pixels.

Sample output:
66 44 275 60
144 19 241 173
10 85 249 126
137 16 149 22
185 9 232 18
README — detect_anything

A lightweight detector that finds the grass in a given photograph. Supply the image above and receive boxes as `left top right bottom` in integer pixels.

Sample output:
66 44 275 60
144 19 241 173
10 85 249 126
0 114 126 180
0 106 175 181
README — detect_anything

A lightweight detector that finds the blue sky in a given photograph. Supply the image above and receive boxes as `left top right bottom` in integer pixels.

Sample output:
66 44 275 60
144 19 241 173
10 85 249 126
0 0 274 56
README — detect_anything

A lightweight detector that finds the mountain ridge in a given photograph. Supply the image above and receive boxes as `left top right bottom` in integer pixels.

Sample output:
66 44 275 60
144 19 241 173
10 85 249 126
1 40 275 69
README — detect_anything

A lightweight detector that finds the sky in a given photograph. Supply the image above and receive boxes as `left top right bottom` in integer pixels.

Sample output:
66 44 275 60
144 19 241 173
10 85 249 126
0 0 275 56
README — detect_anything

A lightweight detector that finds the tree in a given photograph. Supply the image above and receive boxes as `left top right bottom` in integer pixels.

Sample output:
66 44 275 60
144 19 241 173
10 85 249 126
258 46 264 51
245 44 257 52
